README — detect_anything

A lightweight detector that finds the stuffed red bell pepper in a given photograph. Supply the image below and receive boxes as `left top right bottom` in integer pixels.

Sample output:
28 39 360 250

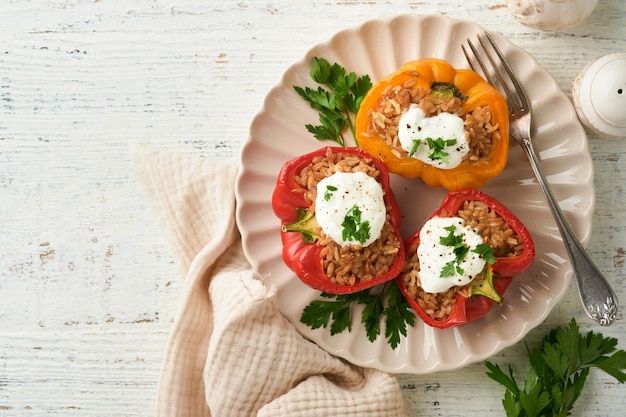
272 146 405 294
397 189 535 328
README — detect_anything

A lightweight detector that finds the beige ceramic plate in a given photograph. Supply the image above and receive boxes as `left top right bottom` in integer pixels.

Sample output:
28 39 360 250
235 14 593 374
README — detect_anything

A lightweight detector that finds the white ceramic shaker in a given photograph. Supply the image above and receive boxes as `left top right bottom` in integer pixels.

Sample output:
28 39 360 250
571 53 626 138
507 0 599 32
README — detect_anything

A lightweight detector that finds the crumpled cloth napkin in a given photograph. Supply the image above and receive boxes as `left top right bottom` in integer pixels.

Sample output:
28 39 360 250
135 146 408 417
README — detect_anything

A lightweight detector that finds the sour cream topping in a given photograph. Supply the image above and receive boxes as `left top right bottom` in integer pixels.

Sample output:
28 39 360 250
417 216 486 294
315 171 386 247
398 104 469 169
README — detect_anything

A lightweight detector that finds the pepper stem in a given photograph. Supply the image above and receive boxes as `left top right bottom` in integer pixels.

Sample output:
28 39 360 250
470 265 502 303
282 208 320 243
430 81 468 101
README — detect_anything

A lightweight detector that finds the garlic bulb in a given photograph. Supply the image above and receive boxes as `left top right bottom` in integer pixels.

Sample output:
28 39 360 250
507 0 599 32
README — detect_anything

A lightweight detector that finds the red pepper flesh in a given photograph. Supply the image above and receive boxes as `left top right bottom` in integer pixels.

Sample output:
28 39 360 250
397 189 535 328
272 146 405 294
436 190 535 277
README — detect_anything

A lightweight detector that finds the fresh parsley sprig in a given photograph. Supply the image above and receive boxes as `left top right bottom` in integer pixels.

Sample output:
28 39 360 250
485 318 626 417
294 57 372 146
300 282 415 350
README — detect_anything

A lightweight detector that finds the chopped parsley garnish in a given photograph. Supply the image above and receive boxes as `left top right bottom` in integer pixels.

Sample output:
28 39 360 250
409 137 457 162
409 139 420 157
341 205 371 244
439 224 495 278
426 137 457 163
439 224 469 277
472 243 497 265
323 185 337 201
441 260 462 277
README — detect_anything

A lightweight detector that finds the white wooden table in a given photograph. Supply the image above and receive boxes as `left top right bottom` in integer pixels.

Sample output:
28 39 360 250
1 1 625 415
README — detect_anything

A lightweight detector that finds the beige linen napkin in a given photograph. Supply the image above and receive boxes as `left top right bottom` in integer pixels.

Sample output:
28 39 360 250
134 147 408 417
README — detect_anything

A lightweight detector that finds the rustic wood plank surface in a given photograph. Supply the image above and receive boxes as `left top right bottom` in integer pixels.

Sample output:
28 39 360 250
1 0 625 415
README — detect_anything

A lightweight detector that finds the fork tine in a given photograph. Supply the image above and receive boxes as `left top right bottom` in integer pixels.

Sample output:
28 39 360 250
462 37 509 107
474 35 519 110
462 37 497 87
481 32 529 112
462 32 528 114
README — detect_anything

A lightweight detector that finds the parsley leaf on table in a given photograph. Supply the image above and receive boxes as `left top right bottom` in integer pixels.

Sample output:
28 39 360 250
383 283 416 348
485 318 626 417
299 292 362 335
300 282 415 350
294 57 372 146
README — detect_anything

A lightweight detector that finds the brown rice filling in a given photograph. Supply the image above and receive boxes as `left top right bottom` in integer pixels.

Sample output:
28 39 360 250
400 200 523 321
295 148 401 286
365 80 500 163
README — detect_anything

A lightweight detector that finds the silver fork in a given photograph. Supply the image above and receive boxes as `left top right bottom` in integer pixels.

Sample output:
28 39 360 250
462 33 618 326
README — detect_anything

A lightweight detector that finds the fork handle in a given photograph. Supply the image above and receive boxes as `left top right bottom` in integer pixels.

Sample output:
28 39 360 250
519 137 618 325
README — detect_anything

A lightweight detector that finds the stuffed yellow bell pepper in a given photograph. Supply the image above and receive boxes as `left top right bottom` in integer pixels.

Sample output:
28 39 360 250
355 58 509 191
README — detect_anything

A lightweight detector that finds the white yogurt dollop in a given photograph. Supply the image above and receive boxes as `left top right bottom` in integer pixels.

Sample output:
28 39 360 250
398 104 469 169
417 216 486 293
315 171 386 247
